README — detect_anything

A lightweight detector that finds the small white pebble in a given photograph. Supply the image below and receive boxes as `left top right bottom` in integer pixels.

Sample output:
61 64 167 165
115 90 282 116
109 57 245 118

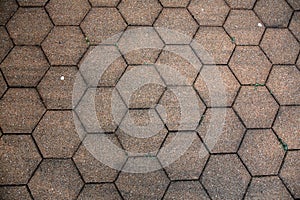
201 8 204 11
258 23 263 27
60 75 64 80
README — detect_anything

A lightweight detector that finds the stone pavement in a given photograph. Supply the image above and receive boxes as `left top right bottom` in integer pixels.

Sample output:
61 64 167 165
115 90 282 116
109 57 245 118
0 0 299 199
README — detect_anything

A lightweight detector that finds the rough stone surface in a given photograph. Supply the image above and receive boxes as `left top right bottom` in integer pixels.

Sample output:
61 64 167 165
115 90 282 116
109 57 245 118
0 0 18 25
89 0 120 6
160 0 190 7
0 72 7 98
78 184 122 200
0 26 13 63
289 11 300 41
0 186 31 200
225 0 256 9
17 0 48 6
287 0 300 10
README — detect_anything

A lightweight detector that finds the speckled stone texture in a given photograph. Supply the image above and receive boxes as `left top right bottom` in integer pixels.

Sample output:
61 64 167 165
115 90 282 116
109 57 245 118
164 181 210 199
0 186 31 200
78 184 122 200
0 0 18 25
0 27 13 63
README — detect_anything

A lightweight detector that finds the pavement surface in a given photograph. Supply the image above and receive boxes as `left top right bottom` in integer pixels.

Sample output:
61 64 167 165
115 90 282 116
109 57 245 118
0 0 299 199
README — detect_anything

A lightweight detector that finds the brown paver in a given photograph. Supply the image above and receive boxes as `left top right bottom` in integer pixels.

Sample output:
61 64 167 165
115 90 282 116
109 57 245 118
197 108 246 153
118 0 162 25
273 106 300 150
159 0 189 7
254 0 293 27
28 159 84 200
260 29 299 64
224 0 256 9
37 66 86 109
229 46 272 85
0 0 18 25
0 88 45 133
81 8 126 44
224 10 265 45
0 135 42 184
164 181 210 200
7 8 53 45
154 8 198 44
267 65 300 105
233 86 278 128
0 26 13 63
245 176 293 199
238 129 285 176
17 0 47 6
89 0 120 6
159 132 209 180
0 72 7 98
46 0 90 25
42 26 87 65
289 12 300 41
188 0 229 26
78 184 122 200
194 65 240 107
202 154 251 200
192 27 235 64
0 46 49 87
287 0 300 10
0 186 31 200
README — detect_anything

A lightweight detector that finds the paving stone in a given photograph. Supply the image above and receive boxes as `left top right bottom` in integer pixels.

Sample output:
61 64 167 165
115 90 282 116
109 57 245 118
89 0 120 6
261 29 299 64
287 0 300 10
0 72 7 98
188 0 229 26
159 131 209 180
33 111 81 158
245 176 293 199
254 0 293 27
267 65 300 105
238 129 285 176
202 154 251 200
0 88 45 133
118 0 162 25
233 86 278 128
37 66 86 109
0 0 18 25
154 8 198 44
28 159 84 200
224 10 265 45
46 0 90 25
164 181 210 200
156 45 202 86
197 108 246 153
224 0 256 9
17 0 47 6
191 27 235 64
7 8 53 45
78 184 122 200
194 65 240 107
159 0 189 7
229 46 272 85
280 151 300 198
0 135 42 184
273 106 300 150
0 26 13 63
42 26 87 65
0 186 31 200
81 8 126 44
289 12 300 43
0 46 49 87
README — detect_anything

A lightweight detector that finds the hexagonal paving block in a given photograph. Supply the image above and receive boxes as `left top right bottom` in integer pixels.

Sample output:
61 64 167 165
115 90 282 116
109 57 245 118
194 65 240 107
33 111 81 158
0 0 18 25
159 0 189 7
197 108 246 153
28 159 84 200
289 12 300 41
159 132 209 180
224 0 256 9
188 0 229 26
233 86 278 128
273 106 300 150
229 46 272 85
254 0 293 27
280 151 300 198
202 154 251 200
154 8 198 44
164 181 210 199
245 176 293 199
0 135 42 184
0 72 7 98
81 8 126 44
37 66 86 109
42 26 87 65
224 10 265 45
267 65 300 105
78 184 122 200
287 0 300 10
0 186 31 200
118 0 162 25
46 0 90 25
191 27 235 64
238 129 285 175
89 0 120 6
0 88 46 133
17 0 48 6
0 46 49 87
0 26 13 63
260 29 299 64
7 8 53 45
